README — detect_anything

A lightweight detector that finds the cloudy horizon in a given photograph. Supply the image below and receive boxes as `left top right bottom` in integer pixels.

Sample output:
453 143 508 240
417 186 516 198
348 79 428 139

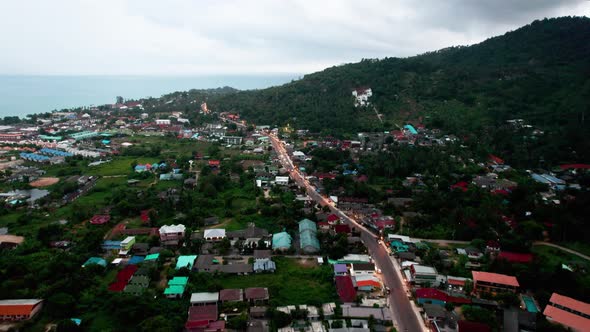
1 0 589 76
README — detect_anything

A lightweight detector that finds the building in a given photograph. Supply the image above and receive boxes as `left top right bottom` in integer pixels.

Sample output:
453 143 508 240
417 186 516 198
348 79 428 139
416 288 448 306
335 276 357 303
245 288 269 305
0 299 43 321
350 263 375 276
219 289 244 303
334 264 348 276
272 232 292 251
120 236 136 251
176 255 198 270
155 119 171 125
472 271 519 295
354 275 382 291
253 259 276 273
190 292 219 306
543 292 590 331
275 176 289 186
69 131 99 141
407 265 438 286
299 219 320 253
185 305 219 331
204 229 226 241
352 88 372 107
164 277 189 299
159 224 186 246
222 136 243 145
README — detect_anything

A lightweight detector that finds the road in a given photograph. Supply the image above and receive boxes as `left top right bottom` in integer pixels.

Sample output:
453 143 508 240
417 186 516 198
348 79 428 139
269 134 425 332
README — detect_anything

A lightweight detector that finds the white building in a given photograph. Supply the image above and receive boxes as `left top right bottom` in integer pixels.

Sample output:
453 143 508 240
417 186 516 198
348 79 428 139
352 88 372 107
156 119 171 125
203 228 226 241
275 176 289 186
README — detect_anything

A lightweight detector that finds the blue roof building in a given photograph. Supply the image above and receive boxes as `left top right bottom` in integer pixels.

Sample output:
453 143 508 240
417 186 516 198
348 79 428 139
404 124 418 135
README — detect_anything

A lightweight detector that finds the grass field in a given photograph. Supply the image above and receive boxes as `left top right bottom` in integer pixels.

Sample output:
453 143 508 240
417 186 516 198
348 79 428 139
196 257 337 306
532 245 588 267
559 242 590 258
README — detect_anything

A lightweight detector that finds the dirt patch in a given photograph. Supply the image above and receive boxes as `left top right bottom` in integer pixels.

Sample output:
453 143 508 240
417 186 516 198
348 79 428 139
295 257 318 268
30 177 60 187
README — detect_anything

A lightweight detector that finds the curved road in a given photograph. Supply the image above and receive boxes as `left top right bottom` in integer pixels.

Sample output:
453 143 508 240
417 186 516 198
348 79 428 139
270 134 425 332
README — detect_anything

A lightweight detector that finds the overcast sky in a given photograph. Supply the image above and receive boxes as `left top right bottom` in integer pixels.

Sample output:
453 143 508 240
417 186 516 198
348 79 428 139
1 0 588 75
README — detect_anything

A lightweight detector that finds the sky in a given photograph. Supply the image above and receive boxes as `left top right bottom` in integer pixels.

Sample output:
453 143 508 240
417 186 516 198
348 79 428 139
1 0 589 76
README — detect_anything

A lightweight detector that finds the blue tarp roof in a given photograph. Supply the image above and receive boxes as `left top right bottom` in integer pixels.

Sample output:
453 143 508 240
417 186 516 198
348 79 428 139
128 256 145 265
404 124 418 135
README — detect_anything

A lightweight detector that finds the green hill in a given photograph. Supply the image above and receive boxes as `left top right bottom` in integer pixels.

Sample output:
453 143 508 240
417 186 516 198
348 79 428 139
159 17 590 165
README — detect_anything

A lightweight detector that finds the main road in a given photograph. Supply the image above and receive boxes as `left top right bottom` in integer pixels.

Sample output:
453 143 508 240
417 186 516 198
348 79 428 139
269 134 425 332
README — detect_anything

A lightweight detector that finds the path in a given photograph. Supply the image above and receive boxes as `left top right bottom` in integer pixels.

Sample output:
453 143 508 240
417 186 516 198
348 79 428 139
533 241 590 261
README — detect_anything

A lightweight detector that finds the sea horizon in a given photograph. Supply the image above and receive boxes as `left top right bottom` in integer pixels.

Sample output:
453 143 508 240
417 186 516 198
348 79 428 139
0 74 301 118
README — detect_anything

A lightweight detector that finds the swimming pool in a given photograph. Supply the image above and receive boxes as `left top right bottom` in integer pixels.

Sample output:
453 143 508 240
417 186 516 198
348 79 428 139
522 295 539 313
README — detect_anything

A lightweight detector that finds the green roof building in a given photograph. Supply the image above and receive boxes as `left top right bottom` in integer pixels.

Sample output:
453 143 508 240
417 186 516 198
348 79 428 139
69 131 99 141
164 277 189 299
175 255 197 270
82 257 107 268
144 253 160 261
272 232 292 251
299 219 320 253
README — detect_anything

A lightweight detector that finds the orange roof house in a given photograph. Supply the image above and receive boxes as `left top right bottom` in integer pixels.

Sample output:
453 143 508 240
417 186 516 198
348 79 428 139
543 293 590 331
472 271 519 295
0 299 43 321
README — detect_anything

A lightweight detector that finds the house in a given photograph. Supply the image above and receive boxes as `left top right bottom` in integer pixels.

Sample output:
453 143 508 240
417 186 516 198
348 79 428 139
124 275 150 295
185 304 218 331
416 288 448 306
472 271 519 295
350 263 375 276
253 259 276 273
249 306 267 319
407 265 438 286
159 224 186 246
334 264 348 276
194 254 216 272
334 224 351 235
82 257 107 268
354 275 381 291
0 299 43 321
422 303 448 324
335 276 357 303
89 214 110 225
272 232 292 251
0 235 25 249
275 176 289 186
245 288 269 305
222 136 243 145
190 292 219 306
212 263 253 275
253 250 272 260
176 255 198 270
155 119 171 125
543 292 590 331
164 277 188 299
208 160 220 168
108 265 138 292
340 305 393 323
299 219 320 253
219 289 243 303
120 236 136 251
204 228 226 241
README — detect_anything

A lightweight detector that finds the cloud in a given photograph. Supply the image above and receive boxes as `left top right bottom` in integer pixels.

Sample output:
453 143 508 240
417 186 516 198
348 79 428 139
0 0 588 75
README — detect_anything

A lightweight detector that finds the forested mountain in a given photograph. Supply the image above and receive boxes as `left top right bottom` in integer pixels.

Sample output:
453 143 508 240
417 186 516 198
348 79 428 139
199 17 589 165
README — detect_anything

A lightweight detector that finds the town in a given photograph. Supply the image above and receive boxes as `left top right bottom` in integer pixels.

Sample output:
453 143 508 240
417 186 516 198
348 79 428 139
0 89 589 332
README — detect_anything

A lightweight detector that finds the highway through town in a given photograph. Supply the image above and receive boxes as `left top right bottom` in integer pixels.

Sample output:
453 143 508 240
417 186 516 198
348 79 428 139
269 134 425 332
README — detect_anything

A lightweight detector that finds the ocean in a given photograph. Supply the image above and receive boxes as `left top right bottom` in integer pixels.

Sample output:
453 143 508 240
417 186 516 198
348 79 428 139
0 75 300 118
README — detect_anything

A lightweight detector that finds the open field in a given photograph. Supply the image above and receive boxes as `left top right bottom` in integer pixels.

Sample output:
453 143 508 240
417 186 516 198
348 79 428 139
193 257 337 306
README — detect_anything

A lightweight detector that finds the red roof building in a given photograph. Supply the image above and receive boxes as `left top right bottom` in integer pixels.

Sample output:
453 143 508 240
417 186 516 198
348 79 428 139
208 160 220 167
543 293 590 332
488 154 504 165
416 288 448 302
244 287 269 303
327 214 340 224
0 299 43 321
334 224 351 234
335 276 357 303
472 271 519 295
185 304 218 331
451 181 469 192
140 209 153 223
90 214 111 225
560 164 590 170
108 265 138 292
497 251 534 264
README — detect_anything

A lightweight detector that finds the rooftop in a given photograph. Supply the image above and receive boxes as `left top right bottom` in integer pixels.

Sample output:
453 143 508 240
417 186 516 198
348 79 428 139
190 292 219 303
472 271 519 287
